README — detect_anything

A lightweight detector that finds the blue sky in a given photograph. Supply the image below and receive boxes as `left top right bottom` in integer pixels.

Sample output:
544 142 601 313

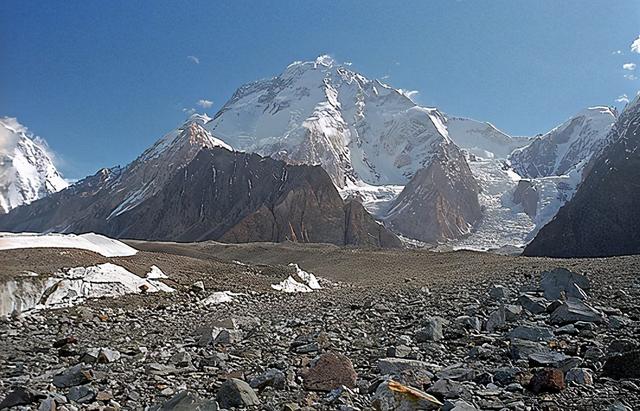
1 1 639 179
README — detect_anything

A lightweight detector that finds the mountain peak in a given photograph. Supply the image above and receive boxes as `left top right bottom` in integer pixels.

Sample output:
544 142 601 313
0 117 68 213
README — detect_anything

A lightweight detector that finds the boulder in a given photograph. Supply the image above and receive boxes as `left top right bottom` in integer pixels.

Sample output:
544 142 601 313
249 368 286 391
566 368 594 386
528 368 565 393
216 378 260 408
550 299 603 324
518 294 548 314
485 307 506 332
301 352 357 391
540 268 590 300
508 325 554 342
488 285 512 301
158 391 218 411
372 380 443 411
602 350 640 379
67 384 97 404
0 387 43 409
416 317 445 342
52 365 93 388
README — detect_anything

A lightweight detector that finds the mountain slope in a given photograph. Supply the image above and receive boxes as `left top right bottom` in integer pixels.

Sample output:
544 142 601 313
206 56 456 188
0 119 401 248
0 117 67 213
385 143 481 242
524 97 640 257
509 107 616 178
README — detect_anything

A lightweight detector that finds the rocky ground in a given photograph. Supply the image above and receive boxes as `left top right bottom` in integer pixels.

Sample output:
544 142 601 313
1 242 640 410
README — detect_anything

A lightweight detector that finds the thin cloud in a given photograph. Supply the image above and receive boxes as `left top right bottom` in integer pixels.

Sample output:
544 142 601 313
616 94 630 104
623 63 637 71
197 99 213 109
632 35 640 54
182 107 196 116
612 50 622 55
187 55 200 64
624 73 638 81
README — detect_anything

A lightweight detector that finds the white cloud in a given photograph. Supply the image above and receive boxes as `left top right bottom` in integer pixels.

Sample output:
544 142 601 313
197 99 213 109
187 55 200 64
623 63 637 71
616 94 630 104
624 73 638 81
612 50 622 55
632 35 640 54
182 107 196 116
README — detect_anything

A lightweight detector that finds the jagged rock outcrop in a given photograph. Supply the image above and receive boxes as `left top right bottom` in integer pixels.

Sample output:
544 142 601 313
0 119 400 248
524 97 640 257
512 180 539 218
385 144 481 243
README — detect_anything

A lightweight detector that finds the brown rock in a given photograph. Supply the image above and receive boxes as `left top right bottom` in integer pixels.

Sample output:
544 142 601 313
301 352 357 391
529 368 565 393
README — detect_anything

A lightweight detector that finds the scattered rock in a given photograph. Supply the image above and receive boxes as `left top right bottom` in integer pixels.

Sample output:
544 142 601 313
484 306 506 332
67 384 97 404
518 294 548 314
566 368 594 385
508 325 554 342
250 368 286 391
488 284 511 301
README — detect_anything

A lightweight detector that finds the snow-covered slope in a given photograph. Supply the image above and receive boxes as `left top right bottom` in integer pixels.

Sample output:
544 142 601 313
0 117 67 213
509 107 616 178
206 55 454 187
444 116 530 159
0 232 138 257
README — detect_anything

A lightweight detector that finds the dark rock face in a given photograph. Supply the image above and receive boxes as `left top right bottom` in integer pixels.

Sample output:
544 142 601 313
524 99 640 257
602 350 640 379
0 141 400 248
385 145 481 243
512 180 539 218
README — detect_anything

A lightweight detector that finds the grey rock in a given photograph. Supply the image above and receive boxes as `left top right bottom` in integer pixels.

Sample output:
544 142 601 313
493 367 520 386
158 391 218 411
540 268 590 300
416 317 445 342
504 304 522 321
191 280 205 292
508 325 554 342
0 387 43 409
436 365 475 382
67 384 97 404
427 379 462 399
169 351 192 367
517 294 548 314
52 365 93 388
566 368 594 385
249 368 286 391
216 378 260 408
484 306 506 332
550 299 603 324
488 284 511 301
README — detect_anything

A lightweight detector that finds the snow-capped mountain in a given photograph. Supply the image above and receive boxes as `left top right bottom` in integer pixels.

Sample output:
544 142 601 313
509 107 616 178
525 96 640 257
206 55 456 188
0 117 67 213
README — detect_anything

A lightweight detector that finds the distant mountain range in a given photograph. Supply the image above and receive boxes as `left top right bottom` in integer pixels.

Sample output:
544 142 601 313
1 56 632 255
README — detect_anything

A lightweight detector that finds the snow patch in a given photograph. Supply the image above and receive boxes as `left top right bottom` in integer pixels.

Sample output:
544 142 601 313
203 291 244 305
271 264 322 293
0 263 174 318
0 232 138 257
